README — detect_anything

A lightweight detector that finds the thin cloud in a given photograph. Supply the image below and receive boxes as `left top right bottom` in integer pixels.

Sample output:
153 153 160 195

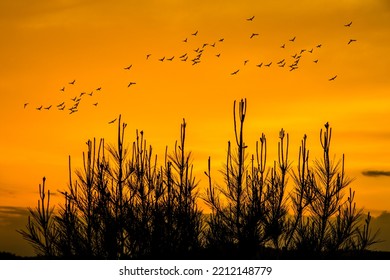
362 170 390 177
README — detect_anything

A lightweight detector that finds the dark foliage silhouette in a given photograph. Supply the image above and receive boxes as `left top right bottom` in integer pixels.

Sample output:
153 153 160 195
19 100 380 259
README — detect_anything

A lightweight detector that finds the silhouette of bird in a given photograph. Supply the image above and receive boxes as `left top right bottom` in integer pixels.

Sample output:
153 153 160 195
256 63 263 67
24 103 29 109
277 59 285 64
96 87 102 91
210 42 216 47
167 56 174 61
313 59 319 63
179 53 187 58
181 57 188 61
44 105 52 110
124 65 132 70
93 102 98 106
344 21 352 27
348 39 357 44
216 53 221 58
69 109 78 115
281 44 285 48
69 80 76 85
250 33 259 39
316 44 322 48
246 16 255 21
58 106 65 110
159 56 165 62
219 38 224 42
79 92 86 97
146 54 151 59
264 62 272 67
231 69 240 75
36 106 43 110
329 75 337 81
88 92 93 96
128 82 136 87
308 48 313 53
57 102 65 107
192 30 198 36
60 86 65 92
71 96 77 102
244 60 249 65
183 38 188 43
108 118 117 124
279 62 286 67
289 36 296 42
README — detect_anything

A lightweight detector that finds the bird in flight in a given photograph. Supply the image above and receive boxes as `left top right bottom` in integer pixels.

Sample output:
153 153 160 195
280 44 285 48
329 75 337 81
344 21 352 27
44 105 52 110
192 30 198 36
146 54 151 60
250 33 259 39
57 102 65 107
289 36 296 42
167 56 175 61
264 62 272 67
128 82 136 87
348 39 357 44
79 92 86 97
69 80 76 85
60 86 65 92
36 105 43 110
246 16 255 21
313 59 319 63
231 69 240 75
96 87 102 91
93 102 98 106
179 53 187 59
256 62 263 68
219 38 224 42
159 56 165 62
124 65 132 70
244 60 249 65
24 103 29 109
108 118 117 124
216 53 221 58
316 44 322 48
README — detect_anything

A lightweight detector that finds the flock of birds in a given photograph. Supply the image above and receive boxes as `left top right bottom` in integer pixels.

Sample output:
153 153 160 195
23 16 357 124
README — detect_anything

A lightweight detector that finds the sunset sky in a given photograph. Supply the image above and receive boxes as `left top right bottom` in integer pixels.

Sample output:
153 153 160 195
0 0 389 255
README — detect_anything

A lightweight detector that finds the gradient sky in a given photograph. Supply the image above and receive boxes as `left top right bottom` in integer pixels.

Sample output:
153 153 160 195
0 0 390 254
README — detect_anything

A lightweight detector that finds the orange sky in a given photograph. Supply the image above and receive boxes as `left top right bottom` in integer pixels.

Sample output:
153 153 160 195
0 0 389 220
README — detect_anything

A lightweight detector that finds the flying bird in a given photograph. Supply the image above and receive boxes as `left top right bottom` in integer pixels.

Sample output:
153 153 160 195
246 16 255 21
44 105 52 110
57 102 65 107
183 38 188 43
159 56 165 62
124 65 132 70
93 102 98 106
60 87 65 92
264 62 272 67
250 33 259 39
329 75 337 81
289 36 296 42
146 54 151 59
244 60 249 65
128 82 136 87
348 39 357 44
219 38 224 42
36 106 43 110
277 59 285 64
23 103 29 109
280 44 285 48
69 80 76 85
216 53 221 58
192 30 198 36
344 21 352 27
256 63 263 67
108 118 117 124
313 59 319 63
167 56 175 61
231 69 240 75
79 92 86 97
316 44 322 48
179 53 187 58
96 87 102 91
